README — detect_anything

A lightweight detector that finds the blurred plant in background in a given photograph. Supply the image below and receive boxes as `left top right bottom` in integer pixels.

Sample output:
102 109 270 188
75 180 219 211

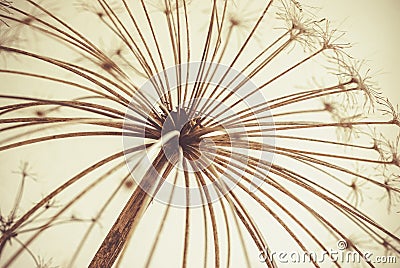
0 0 399 267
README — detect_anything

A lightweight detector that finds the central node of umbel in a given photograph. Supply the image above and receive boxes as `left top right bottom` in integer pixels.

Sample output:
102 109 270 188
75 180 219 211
160 106 220 169
122 62 275 207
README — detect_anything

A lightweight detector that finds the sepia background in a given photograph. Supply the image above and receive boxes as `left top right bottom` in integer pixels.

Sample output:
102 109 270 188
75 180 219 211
0 0 399 267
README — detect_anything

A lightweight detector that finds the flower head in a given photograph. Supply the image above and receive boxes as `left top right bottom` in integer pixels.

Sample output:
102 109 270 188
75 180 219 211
0 1 399 267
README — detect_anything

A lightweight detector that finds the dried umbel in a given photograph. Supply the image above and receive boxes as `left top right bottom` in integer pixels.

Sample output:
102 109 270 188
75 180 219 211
0 0 399 267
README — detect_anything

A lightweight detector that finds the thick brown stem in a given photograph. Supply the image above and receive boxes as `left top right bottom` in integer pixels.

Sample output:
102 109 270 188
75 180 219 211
89 152 167 268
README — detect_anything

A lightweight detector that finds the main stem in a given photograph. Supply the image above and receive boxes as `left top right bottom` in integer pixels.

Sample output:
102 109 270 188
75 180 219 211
89 152 167 267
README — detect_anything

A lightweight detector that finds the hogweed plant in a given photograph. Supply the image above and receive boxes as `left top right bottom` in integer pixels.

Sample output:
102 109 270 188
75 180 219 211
0 0 399 267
